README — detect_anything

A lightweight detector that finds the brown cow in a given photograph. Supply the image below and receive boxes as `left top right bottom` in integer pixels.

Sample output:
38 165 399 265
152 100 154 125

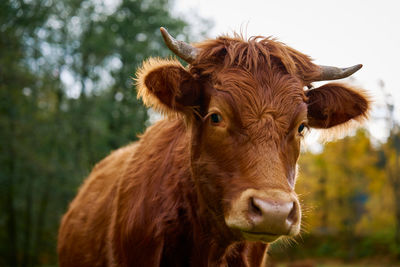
58 28 370 266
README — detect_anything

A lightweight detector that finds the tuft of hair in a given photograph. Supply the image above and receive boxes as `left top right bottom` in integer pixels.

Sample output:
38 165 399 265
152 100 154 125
191 33 321 83
134 57 184 118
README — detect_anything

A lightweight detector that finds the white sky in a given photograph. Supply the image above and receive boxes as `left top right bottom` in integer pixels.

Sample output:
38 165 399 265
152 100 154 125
173 0 400 144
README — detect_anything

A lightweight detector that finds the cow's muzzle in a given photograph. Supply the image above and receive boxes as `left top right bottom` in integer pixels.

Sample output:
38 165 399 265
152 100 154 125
225 188 301 243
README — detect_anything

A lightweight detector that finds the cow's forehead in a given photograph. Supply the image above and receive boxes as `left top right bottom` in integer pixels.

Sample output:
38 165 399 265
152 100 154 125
210 66 307 131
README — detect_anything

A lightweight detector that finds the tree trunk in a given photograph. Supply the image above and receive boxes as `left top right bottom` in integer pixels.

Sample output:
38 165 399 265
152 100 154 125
22 175 33 267
393 152 400 258
5 109 18 267
387 143 400 258
395 189 400 258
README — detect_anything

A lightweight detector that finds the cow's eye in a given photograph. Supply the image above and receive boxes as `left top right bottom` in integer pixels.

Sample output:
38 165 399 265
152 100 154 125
210 113 223 124
298 123 305 134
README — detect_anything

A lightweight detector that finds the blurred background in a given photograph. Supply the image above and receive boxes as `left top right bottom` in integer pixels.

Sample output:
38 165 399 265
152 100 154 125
0 0 399 266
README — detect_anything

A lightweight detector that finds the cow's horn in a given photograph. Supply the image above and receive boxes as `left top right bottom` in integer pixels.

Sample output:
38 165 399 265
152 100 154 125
315 64 363 81
160 27 199 63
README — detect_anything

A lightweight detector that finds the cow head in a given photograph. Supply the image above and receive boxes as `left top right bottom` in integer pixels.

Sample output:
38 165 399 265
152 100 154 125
136 28 370 243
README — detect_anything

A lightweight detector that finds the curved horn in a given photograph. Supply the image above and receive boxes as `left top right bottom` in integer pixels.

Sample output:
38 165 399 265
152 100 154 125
160 27 199 63
315 64 363 81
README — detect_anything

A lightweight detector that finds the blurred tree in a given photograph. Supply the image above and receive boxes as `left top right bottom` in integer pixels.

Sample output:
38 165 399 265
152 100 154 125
385 127 400 256
379 82 400 256
299 130 377 235
0 1 59 265
292 118 400 263
295 129 385 261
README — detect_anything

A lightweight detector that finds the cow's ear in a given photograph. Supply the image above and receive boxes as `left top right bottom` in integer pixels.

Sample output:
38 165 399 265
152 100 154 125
306 83 370 129
136 58 202 116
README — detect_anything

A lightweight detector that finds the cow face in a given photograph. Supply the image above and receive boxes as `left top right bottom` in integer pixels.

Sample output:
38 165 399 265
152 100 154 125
136 33 369 243
189 67 306 242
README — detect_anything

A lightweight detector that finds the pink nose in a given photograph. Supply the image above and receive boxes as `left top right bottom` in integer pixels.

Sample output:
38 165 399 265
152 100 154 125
248 197 299 235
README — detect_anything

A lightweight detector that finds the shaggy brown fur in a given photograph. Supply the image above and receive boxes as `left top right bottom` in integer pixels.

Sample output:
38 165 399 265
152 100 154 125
58 34 370 267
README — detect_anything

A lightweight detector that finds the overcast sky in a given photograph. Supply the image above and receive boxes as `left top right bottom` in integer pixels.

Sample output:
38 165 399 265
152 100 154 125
173 0 400 143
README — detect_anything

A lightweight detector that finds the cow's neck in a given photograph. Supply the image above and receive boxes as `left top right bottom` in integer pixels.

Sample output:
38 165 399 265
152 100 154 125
145 118 238 265
185 189 237 265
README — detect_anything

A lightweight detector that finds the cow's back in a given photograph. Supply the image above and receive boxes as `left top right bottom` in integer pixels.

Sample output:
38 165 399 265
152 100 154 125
58 143 138 267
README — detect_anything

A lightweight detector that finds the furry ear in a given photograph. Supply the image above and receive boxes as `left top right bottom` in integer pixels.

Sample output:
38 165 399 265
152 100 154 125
306 83 370 129
136 58 202 116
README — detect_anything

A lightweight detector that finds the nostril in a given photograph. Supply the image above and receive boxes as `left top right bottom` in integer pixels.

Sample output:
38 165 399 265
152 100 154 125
248 197 262 217
286 201 298 226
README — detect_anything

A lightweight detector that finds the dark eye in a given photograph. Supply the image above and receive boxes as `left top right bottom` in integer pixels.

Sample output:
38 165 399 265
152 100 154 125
210 113 222 124
298 123 305 134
